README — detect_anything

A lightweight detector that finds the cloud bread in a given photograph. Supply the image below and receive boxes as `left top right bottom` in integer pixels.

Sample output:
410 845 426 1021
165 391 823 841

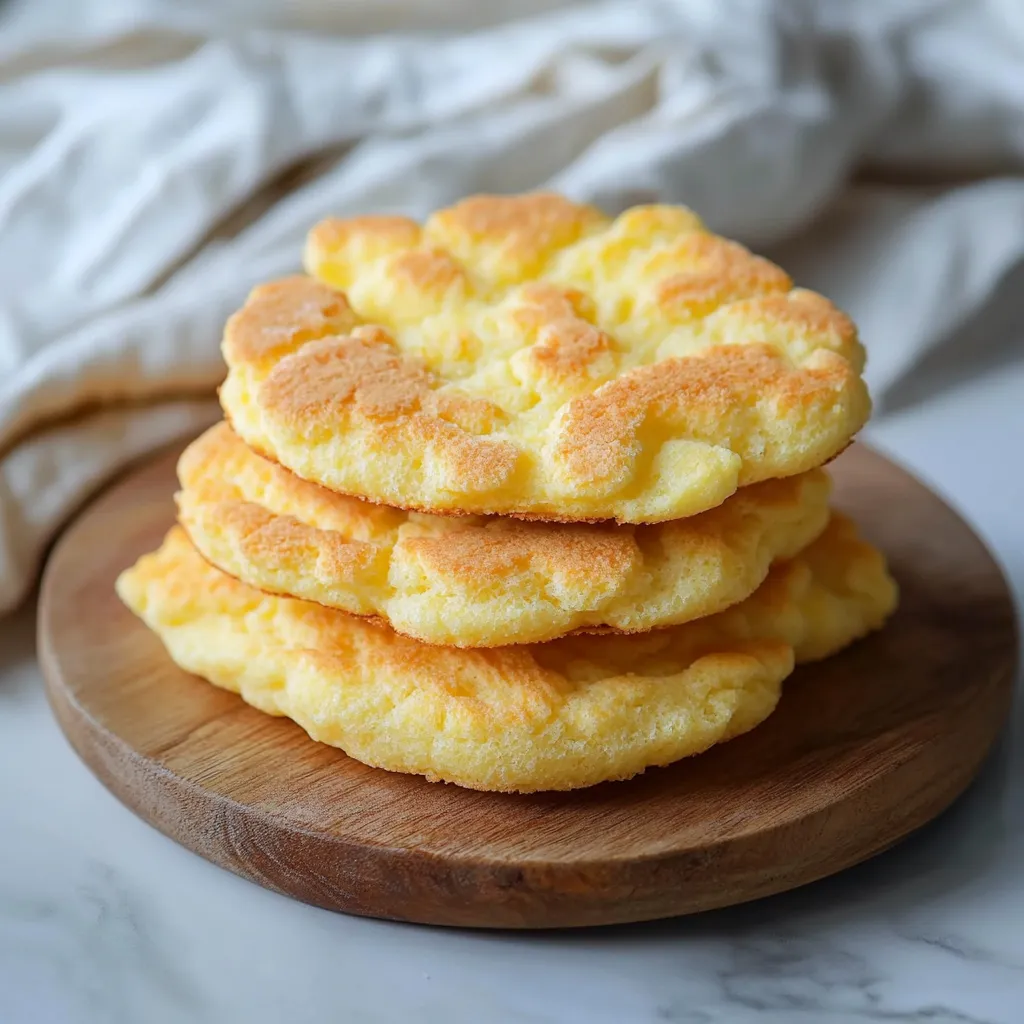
177 422 832 647
219 194 870 523
115 515 897 793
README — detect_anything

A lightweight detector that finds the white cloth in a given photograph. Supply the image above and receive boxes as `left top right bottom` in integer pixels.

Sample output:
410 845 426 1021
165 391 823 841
1 0 1023 615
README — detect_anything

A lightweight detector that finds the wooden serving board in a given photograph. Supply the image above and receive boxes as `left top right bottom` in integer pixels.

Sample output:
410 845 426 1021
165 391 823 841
38 443 1018 929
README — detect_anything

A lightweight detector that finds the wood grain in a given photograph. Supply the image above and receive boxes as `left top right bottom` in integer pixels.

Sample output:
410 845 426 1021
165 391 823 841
37 442 1018 929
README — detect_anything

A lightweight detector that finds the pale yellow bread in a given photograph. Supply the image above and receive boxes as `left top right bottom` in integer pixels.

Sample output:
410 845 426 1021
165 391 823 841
219 194 870 524
115 515 897 793
177 422 832 647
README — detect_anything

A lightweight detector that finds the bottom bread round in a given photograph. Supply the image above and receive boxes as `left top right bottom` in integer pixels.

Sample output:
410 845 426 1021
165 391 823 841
115 514 897 793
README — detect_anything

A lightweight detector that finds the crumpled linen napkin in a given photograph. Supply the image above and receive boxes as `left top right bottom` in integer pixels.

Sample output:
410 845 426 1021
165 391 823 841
2 0 1023 615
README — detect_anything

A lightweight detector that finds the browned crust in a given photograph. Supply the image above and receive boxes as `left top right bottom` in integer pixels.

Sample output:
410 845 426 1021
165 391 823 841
222 277 358 372
220 194 869 523
224 401 844 526
652 233 792 317
424 192 606 275
175 423 834 648
179 519 683 649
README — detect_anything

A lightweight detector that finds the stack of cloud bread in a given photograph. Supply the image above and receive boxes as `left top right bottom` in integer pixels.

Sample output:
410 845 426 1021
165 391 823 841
116 193 898 793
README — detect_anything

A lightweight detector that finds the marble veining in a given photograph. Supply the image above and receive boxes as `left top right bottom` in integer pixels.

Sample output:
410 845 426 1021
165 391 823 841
0 848 207 1024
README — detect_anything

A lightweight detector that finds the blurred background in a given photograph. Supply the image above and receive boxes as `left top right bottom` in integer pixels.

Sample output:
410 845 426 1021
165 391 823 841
1 0 1023 615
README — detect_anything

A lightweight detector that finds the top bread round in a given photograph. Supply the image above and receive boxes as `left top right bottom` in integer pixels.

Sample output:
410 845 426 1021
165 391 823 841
219 193 869 524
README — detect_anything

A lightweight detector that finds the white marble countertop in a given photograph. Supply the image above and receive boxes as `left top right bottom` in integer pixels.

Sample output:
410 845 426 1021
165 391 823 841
2 357 1022 1024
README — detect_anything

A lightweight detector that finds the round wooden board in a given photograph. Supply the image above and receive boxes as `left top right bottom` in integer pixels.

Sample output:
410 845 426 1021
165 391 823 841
38 442 1018 929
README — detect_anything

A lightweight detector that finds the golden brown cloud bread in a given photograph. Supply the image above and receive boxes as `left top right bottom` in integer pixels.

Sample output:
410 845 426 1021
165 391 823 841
115 515 897 793
219 193 870 523
177 422 832 647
